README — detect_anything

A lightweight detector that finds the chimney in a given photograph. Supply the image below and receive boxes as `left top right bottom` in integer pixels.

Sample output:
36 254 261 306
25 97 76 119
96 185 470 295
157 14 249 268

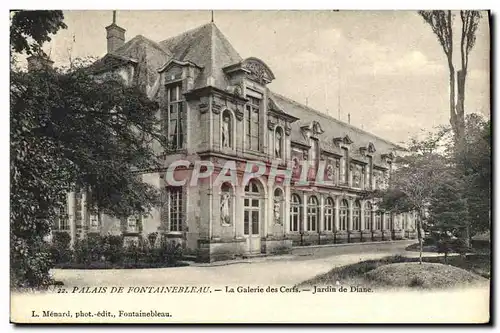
105 11 125 53
27 55 54 71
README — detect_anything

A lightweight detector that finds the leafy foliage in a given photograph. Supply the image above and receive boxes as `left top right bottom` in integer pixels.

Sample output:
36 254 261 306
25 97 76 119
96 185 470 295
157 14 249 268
10 10 67 55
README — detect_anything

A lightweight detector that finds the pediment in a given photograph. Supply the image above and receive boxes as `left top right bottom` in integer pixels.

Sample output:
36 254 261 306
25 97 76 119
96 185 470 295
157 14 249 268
223 57 275 85
301 121 324 136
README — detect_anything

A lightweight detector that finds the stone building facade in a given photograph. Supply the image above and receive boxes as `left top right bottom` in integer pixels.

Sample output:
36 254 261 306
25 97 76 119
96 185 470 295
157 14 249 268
52 19 417 262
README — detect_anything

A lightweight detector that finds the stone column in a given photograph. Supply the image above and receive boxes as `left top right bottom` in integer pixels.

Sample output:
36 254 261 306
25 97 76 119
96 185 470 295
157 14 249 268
302 192 308 245
334 197 340 232
360 201 365 231
348 198 353 231
68 191 76 247
81 189 88 238
319 195 325 233
283 185 291 238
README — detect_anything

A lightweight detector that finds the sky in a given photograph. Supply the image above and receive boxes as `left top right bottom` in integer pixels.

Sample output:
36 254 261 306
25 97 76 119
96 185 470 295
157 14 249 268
38 10 490 145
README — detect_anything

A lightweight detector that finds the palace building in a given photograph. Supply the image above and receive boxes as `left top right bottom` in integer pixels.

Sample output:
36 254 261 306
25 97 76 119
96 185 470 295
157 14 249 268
52 17 417 261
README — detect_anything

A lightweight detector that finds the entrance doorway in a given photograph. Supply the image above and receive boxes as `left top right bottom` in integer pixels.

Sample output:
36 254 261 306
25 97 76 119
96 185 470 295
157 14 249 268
243 180 262 254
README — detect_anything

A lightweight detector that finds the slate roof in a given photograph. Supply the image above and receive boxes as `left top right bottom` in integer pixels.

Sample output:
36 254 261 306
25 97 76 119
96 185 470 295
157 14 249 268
270 92 404 160
94 21 402 156
159 23 242 90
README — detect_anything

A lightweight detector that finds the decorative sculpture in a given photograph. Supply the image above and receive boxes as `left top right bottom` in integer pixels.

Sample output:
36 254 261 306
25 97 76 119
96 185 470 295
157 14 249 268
222 115 230 148
220 192 231 225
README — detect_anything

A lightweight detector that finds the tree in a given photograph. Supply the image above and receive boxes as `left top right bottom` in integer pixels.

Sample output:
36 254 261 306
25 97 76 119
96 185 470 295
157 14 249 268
427 178 469 263
10 10 67 56
370 132 452 264
418 10 481 143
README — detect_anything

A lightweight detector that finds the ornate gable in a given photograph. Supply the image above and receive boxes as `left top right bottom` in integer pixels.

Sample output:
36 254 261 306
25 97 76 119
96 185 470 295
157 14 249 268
223 57 275 85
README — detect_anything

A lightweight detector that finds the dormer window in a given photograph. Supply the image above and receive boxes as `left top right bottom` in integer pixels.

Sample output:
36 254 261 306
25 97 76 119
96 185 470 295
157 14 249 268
166 84 184 150
245 95 261 151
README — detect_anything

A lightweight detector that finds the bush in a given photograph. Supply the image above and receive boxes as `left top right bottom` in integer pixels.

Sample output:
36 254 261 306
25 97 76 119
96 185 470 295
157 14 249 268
73 235 103 265
100 235 124 264
155 240 183 266
49 232 72 264
11 236 53 289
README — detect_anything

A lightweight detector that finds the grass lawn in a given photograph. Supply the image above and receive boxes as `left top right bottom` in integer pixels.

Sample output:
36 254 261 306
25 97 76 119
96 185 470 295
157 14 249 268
297 254 490 290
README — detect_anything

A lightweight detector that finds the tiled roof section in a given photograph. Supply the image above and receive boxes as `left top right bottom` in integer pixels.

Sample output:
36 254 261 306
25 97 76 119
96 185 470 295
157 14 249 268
270 91 404 155
159 23 242 89
112 35 171 96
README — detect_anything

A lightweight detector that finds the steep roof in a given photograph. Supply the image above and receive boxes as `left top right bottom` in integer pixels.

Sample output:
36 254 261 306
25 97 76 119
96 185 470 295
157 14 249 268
270 91 404 159
159 22 242 89
112 35 171 97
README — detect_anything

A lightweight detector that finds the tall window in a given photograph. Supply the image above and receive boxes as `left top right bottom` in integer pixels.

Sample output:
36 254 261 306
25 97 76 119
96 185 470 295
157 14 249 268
385 214 392 230
341 148 348 184
290 194 301 232
245 96 260 151
307 196 319 231
244 180 261 235
166 84 184 150
364 202 373 230
375 211 382 230
339 199 349 231
166 187 183 232
366 156 373 190
324 197 335 231
127 215 138 232
55 205 69 231
353 200 361 231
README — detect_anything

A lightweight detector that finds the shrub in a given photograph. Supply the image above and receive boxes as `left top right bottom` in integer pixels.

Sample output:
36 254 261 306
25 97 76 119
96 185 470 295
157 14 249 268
49 232 72 264
73 235 102 265
156 240 183 266
11 236 53 289
100 235 124 264
408 276 425 288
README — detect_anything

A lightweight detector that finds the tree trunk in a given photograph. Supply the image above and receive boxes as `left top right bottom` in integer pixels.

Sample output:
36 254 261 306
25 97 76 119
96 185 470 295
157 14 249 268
416 211 423 265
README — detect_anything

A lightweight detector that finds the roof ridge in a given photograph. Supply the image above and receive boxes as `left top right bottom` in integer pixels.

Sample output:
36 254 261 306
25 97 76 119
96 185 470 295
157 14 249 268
270 91 405 150
159 22 213 51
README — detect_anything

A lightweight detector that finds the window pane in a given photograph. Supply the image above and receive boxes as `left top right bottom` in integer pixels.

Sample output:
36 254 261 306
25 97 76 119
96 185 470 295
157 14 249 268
244 210 249 235
251 211 259 235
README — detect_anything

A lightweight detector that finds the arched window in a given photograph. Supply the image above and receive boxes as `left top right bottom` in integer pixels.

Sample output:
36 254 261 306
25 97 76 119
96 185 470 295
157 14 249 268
364 202 373 230
375 211 382 230
273 188 283 224
324 197 335 231
339 199 349 231
307 196 319 231
220 183 233 225
353 200 361 231
244 180 261 235
275 127 284 159
290 194 301 232
221 109 233 149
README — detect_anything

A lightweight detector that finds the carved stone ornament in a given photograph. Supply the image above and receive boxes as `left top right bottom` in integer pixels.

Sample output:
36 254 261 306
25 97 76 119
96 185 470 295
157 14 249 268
359 147 367 156
284 123 292 136
199 102 209 114
244 60 267 84
333 137 343 147
234 107 244 121
368 142 376 154
212 101 222 115
268 119 276 131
